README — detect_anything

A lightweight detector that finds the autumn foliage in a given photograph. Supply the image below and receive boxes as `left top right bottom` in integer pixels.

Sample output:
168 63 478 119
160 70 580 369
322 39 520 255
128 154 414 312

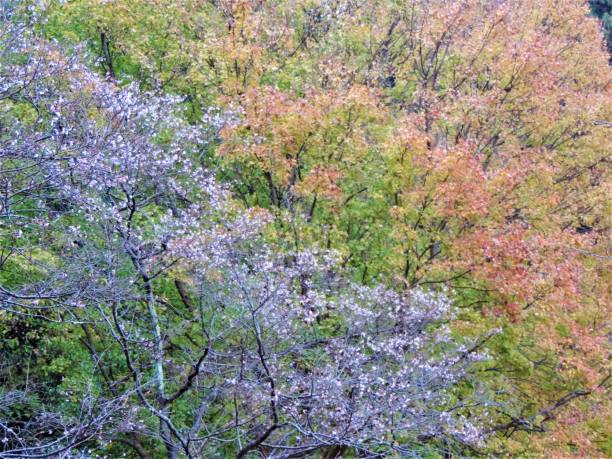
1 0 610 456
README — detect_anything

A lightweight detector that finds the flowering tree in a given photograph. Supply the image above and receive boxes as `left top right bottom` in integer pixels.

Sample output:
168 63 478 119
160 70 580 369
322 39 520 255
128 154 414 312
0 12 496 458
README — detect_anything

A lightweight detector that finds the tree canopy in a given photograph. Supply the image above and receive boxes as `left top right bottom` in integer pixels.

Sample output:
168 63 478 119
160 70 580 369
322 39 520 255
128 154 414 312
1 0 610 457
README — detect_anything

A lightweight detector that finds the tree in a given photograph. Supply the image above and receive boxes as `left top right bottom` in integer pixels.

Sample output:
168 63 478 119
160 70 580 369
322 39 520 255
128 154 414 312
10 0 612 455
1 12 496 458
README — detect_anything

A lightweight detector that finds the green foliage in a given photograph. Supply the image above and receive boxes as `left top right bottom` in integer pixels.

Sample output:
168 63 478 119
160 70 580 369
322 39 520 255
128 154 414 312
590 0 612 55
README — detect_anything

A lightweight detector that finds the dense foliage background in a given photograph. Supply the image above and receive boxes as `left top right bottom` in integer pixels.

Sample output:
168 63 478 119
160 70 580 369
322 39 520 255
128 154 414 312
590 0 612 57
0 0 610 457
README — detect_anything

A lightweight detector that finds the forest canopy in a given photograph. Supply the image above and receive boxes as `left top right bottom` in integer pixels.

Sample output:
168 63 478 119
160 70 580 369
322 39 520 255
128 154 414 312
0 0 610 457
